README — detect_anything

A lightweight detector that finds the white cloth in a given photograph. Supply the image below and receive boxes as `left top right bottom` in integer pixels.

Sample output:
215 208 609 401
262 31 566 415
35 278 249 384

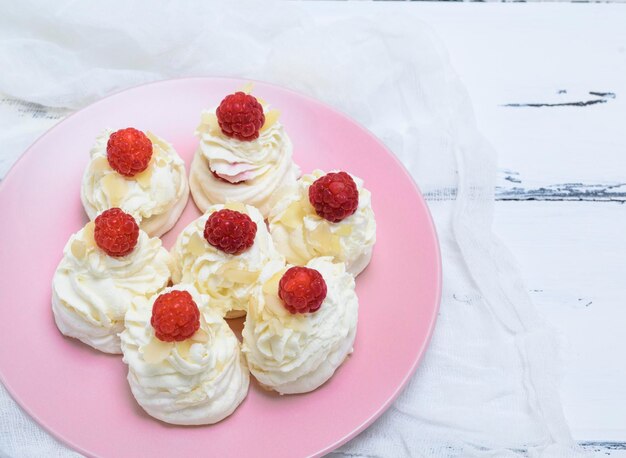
0 1 585 457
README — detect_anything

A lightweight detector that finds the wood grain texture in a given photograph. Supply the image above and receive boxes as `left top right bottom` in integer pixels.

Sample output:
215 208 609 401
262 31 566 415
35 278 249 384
417 2 626 449
493 201 626 441
496 171 626 202
0 96 69 178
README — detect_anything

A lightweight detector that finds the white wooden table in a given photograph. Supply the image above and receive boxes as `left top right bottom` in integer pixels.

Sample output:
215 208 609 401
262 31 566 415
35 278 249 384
0 3 624 456
416 3 626 455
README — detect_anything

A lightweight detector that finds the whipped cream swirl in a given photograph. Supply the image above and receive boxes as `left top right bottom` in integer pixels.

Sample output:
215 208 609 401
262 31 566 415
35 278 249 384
52 222 171 354
268 170 376 276
121 285 249 425
190 108 300 217
81 129 189 237
171 203 284 318
242 257 358 394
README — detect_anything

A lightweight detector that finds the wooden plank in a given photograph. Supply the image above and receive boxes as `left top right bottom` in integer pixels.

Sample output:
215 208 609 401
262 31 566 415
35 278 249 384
417 4 626 446
417 3 626 191
494 201 626 441
0 96 69 177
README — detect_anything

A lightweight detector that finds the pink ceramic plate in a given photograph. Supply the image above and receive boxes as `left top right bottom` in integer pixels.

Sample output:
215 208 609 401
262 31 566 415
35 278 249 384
0 77 440 457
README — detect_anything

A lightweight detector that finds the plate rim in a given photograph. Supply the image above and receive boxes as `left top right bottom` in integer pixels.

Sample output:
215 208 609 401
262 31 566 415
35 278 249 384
0 76 442 458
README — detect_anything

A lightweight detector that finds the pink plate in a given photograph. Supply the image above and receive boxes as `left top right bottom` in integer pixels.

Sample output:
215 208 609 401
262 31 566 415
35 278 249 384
0 77 441 457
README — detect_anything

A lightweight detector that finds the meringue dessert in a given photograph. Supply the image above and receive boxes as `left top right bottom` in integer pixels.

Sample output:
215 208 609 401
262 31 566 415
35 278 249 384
121 285 249 425
52 208 171 354
242 257 358 394
268 170 376 276
81 127 189 238
190 89 300 217
171 202 283 319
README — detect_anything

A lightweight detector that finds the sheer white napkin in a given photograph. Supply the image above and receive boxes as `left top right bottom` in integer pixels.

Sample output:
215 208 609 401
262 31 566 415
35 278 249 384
0 2 584 456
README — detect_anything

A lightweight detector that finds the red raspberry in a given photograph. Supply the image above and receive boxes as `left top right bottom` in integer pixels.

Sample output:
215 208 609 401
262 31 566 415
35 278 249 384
308 171 359 223
106 127 153 177
216 92 265 141
150 290 200 342
278 267 327 314
203 209 257 255
93 208 139 257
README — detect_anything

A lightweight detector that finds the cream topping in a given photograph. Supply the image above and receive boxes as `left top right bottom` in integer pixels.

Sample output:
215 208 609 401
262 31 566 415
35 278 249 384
120 285 249 425
242 257 358 394
171 203 284 317
81 129 189 237
268 170 376 276
190 105 299 216
52 222 171 353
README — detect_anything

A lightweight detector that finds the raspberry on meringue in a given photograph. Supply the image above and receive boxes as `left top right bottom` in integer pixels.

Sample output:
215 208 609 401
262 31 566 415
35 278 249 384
189 88 300 218
81 128 189 238
242 257 358 394
170 202 284 319
216 92 265 141
121 285 249 425
106 128 152 177
309 171 359 223
203 208 257 255
278 266 327 314
268 170 376 277
151 290 200 342
93 208 139 257
51 217 172 354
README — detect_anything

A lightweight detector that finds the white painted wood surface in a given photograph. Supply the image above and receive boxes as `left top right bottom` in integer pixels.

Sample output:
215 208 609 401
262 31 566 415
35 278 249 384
414 2 626 452
0 3 624 455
